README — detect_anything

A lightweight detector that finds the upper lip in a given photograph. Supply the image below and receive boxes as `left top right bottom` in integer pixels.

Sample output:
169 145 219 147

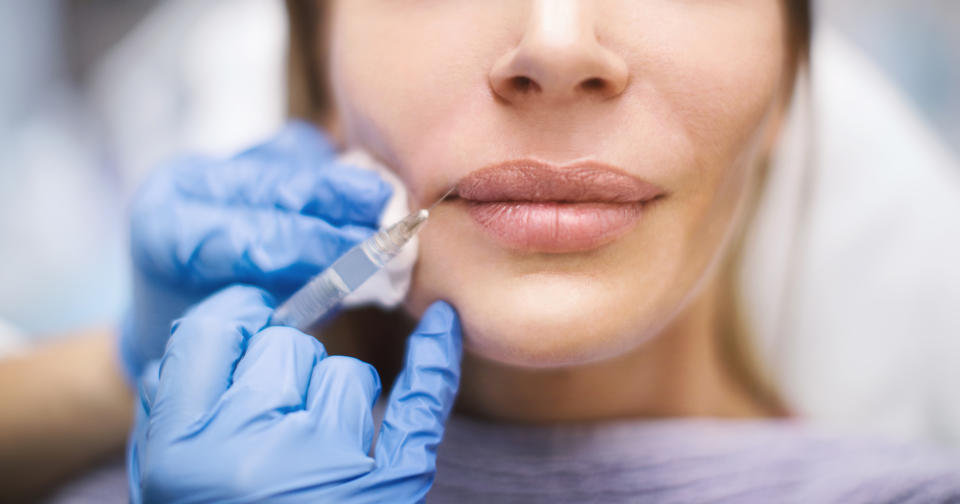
453 160 665 203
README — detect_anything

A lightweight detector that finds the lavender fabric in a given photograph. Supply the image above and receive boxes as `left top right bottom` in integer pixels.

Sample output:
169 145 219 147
430 417 960 504
47 417 960 503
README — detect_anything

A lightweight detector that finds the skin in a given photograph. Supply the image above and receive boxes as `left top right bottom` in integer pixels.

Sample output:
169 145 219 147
0 331 132 502
324 0 793 422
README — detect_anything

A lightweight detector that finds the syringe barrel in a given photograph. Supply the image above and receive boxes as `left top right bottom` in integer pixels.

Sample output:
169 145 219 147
269 267 350 330
269 208 429 331
270 229 403 330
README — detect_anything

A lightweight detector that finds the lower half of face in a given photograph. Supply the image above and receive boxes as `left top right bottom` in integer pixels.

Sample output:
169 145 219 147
327 0 788 367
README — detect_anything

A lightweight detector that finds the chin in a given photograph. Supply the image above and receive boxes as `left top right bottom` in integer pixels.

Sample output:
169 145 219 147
410 272 647 368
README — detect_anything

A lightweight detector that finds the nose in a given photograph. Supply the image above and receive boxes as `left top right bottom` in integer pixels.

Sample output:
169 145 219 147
490 0 629 105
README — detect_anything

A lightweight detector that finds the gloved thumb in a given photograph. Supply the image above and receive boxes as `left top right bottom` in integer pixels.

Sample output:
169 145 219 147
373 301 462 490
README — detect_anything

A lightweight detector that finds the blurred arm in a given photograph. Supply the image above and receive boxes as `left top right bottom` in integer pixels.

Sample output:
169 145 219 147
0 330 133 502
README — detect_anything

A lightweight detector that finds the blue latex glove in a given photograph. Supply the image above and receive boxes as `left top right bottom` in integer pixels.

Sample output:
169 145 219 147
128 285 462 503
120 122 392 381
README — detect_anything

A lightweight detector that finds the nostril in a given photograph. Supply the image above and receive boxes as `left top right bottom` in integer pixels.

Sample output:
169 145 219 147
580 77 607 93
510 76 541 94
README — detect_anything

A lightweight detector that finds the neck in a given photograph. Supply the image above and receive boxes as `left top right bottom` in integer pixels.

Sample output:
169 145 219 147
454 278 773 423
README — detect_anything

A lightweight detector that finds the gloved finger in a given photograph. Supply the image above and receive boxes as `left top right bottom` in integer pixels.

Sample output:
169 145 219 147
374 302 462 479
132 201 376 292
137 360 162 416
184 161 392 228
149 285 274 437
127 359 160 504
225 326 327 414
162 122 392 226
240 120 337 160
308 356 381 457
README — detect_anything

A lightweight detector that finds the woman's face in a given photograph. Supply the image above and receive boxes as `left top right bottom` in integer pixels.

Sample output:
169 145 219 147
326 0 789 367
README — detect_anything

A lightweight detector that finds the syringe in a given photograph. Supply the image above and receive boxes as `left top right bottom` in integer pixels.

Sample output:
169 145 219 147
270 189 452 331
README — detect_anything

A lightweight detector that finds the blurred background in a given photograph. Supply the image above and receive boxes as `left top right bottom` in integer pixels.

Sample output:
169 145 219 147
1 0 958 337
821 1 960 150
0 0 288 340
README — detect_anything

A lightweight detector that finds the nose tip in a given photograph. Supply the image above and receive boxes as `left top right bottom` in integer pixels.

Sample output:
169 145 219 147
490 43 629 104
489 0 629 107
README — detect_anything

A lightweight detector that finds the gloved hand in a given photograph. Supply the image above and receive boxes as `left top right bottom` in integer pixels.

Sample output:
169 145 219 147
119 122 392 381
128 285 462 503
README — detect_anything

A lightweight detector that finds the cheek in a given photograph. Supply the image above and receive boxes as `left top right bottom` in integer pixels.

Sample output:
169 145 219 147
328 4 513 201
621 4 786 260
606 0 786 173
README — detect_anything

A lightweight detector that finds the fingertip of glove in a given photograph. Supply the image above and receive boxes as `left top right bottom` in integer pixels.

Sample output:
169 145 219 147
253 325 326 357
332 165 394 202
418 301 459 333
277 120 335 155
412 302 462 359
180 285 276 326
221 284 277 307
238 121 334 163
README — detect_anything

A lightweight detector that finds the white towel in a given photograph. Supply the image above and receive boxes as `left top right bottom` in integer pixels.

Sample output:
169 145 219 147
337 150 419 310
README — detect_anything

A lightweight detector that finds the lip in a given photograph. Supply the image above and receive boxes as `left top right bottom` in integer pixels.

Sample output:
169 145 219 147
453 160 665 253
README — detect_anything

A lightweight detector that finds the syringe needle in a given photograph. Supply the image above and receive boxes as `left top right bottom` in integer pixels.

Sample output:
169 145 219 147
428 186 457 212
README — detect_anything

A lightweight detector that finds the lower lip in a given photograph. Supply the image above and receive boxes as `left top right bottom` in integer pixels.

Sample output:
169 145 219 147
465 201 645 253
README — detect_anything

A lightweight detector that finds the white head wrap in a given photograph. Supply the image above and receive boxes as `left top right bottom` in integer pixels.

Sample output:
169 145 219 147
741 26 960 445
